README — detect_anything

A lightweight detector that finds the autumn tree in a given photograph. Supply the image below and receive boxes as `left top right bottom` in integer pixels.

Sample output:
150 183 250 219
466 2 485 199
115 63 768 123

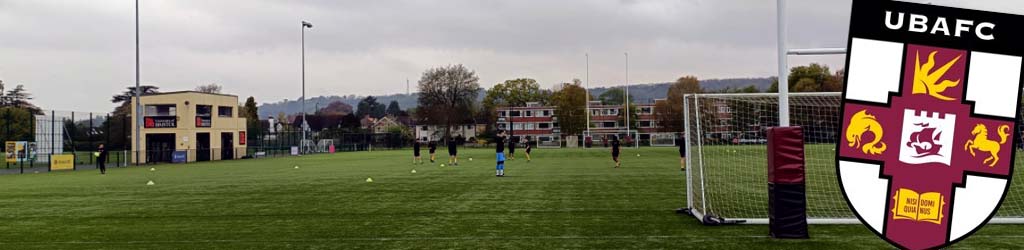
656 76 702 132
550 79 593 136
416 64 480 138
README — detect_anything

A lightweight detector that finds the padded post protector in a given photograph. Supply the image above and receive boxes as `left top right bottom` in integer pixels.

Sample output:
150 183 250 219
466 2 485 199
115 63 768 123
767 126 808 239
767 126 805 184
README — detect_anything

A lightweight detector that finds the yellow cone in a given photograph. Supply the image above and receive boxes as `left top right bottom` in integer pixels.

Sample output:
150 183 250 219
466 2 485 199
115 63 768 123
366 177 374 183
146 180 155 186
411 169 417 174
150 168 156 171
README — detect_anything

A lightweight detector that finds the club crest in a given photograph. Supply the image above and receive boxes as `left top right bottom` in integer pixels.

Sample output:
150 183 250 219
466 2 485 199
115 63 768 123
838 1 1024 249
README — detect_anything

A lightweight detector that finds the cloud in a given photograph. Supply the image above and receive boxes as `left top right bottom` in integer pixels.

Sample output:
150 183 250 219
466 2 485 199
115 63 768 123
0 0 1020 111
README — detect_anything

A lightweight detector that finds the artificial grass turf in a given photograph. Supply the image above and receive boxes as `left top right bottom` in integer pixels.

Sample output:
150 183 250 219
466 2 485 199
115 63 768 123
0 147 1020 249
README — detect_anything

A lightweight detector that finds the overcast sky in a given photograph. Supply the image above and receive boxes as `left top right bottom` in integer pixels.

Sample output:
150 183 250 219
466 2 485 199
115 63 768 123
1 0 1021 112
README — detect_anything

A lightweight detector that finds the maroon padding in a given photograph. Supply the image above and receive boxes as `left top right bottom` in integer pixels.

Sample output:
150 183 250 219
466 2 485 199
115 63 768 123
767 126 805 184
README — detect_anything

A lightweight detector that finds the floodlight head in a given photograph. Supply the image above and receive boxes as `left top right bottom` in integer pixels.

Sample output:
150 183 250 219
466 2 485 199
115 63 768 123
302 21 313 28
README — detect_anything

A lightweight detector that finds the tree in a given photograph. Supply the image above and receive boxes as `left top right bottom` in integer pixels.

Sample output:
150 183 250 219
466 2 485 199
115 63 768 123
241 96 260 135
356 96 386 118
768 63 842 92
111 85 160 116
417 64 480 138
482 78 548 133
386 101 402 116
656 76 702 132
550 79 592 136
195 83 223 94
0 81 42 115
0 107 36 142
598 87 632 105
321 101 354 116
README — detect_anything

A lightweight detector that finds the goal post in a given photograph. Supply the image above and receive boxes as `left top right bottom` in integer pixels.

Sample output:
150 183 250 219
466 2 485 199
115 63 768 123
582 130 639 149
650 133 680 147
683 92 1024 224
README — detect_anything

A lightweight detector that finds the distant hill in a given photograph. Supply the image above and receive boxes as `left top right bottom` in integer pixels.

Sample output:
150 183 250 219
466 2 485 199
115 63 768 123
257 77 773 117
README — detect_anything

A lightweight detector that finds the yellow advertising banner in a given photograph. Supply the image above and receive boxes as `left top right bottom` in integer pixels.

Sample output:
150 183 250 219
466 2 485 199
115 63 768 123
50 155 75 171
4 141 16 163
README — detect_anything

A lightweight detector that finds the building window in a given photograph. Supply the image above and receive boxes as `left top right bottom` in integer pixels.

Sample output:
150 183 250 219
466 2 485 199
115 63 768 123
195 105 213 117
513 123 523 130
640 107 652 114
552 122 559 128
218 106 233 117
421 126 429 131
542 110 551 117
524 123 535 130
717 106 731 113
144 104 177 116
603 122 616 128
466 125 472 129
539 123 551 129
510 111 521 117
498 123 507 129
640 121 652 128
498 111 507 117
525 110 533 117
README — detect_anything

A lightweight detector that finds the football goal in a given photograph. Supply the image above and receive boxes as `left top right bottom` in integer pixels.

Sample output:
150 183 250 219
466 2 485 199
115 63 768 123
682 92 1024 224
583 130 639 149
650 133 679 147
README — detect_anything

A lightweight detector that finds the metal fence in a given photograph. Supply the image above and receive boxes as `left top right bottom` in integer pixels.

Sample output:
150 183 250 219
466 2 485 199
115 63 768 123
1 108 411 175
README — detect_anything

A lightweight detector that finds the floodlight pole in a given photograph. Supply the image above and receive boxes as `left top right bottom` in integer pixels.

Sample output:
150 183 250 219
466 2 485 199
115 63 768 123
301 21 312 154
777 0 790 127
134 0 141 166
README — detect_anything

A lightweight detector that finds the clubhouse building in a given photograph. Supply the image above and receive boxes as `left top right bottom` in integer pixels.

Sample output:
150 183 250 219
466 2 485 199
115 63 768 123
130 91 247 164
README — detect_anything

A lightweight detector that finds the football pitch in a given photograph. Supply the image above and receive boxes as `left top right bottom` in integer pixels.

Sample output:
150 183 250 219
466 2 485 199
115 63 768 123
0 147 1022 249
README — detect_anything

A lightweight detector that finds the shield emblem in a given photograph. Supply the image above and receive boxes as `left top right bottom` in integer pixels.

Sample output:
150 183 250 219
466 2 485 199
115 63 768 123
837 1 1024 249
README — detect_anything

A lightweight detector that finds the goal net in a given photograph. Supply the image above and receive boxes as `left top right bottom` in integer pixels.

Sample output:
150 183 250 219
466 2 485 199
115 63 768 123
650 133 679 147
583 130 639 149
683 92 1024 224
536 135 562 149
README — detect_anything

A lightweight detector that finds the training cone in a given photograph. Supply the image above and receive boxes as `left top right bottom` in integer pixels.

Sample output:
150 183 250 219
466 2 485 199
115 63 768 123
150 168 156 171
469 158 473 161
294 166 300 169
411 169 417 174
440 164 446 167
637 154 641 157
366 177 374 183
146 180 155 186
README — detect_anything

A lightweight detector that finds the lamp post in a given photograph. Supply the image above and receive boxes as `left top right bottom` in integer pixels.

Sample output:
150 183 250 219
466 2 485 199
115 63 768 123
301 21 313 154
134 0 141 165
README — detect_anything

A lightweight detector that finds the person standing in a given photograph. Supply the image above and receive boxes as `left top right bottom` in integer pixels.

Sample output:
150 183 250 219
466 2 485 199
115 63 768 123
611 135 621 168
507 136 516 160
97 144 109 174
428 138 438 163
413 138 423 165
677 134 687 171
524 136 533 163
447 136 459 166
495 130 507 177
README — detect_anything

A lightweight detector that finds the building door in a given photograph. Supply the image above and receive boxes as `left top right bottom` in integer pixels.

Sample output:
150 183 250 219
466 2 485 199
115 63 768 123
220 132 234 160
144 134 175 163
196 133 210 162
